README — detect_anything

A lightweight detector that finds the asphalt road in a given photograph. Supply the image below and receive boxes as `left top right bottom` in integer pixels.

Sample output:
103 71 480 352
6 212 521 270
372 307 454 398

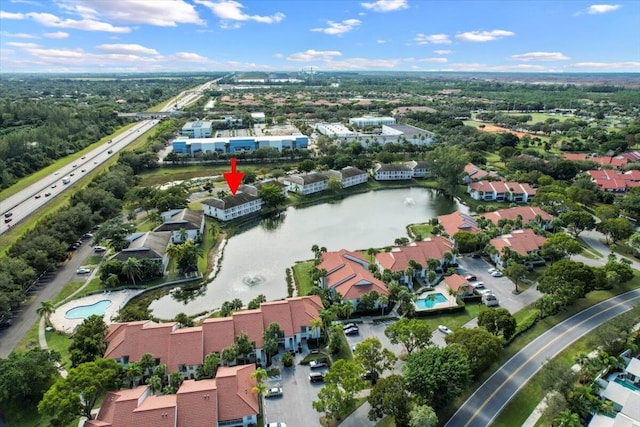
445 288 640 427
0 242 97 358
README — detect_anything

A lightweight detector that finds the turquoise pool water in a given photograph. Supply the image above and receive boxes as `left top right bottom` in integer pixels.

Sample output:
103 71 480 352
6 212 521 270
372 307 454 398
615 377 640 392
415 293 447 309
65 300 112 319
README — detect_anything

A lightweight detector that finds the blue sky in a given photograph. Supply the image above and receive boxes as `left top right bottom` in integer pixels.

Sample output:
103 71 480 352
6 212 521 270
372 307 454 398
1 0 639 73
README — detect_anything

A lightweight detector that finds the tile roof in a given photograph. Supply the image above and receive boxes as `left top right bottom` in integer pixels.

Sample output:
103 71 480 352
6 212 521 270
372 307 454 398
376 237 453 272
464 163 499 180
232 310 265 348
215 365 259 423
588 169 640 192
318 250 389 300
444 274 469 292
202 317 236 355
202 192 262 210
168 326 204 372
482 206 553 225
176 379 218 427
373 163 412 172
489 229 547 257
154 209 204 232
437 211 480 237
469 180 536 196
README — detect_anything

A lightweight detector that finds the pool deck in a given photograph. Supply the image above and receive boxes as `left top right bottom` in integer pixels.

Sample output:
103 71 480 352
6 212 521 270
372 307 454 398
415 283 457 312
50 289 144 333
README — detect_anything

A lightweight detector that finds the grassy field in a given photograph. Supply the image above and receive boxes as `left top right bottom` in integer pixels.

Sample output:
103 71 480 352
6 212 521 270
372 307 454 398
407 223 433 239
293 261 315 296
507 112 572 123
198 220 220 274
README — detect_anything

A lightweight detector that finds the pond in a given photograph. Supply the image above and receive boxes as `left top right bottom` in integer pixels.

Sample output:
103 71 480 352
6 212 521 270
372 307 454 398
149 187 469 318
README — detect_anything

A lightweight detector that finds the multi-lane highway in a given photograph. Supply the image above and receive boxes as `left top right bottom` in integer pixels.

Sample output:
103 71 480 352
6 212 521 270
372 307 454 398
0 79 217 234
445 289 640 427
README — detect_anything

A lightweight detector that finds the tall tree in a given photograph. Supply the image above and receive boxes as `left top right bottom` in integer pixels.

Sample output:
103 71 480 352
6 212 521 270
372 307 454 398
36 300 55 324
367 375 412 426
559 211 596 238
445 327 503 375
353 337 397 385
312 360 366 422
477 308 517 341
503 260 528 293
384 318 433 354
409 405 438 427
68 314 108 367
121 257 143 285
426 145 469 196
0 349 61 406
196 352 220 380
38 358 122 425
251 367 268 419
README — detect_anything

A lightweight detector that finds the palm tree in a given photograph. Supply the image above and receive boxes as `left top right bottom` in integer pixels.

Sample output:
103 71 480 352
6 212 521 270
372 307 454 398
37 300 55 325
121 257 143 286
367 247 379 263
166 243 181 273
251 368 268 419
427 270 437 286
146 375 162 395
310 317 323 346
319 309 335 343
448 287 458 307
377 294 388 316
139 353 156 379
555 410 581 427
340 302 354 320
178 228 188 243
124 362 143 388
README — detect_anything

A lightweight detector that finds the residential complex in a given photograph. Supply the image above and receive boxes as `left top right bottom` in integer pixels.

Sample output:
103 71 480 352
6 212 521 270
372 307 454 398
314 123 433 146
114 231 172 273
172 134 309 156
327 167 368 188
284 172 330 195
437 211 480 237
155 209 205 244
464 163 500 182
85 365 259 427
202 192 263 221
467 180 537 203
488 229 547 266
590 355 640 427
372 163 413 181
104 296 323 372
481 206 554 228
317 249 389 307
587 169 640 193
404 160 429 178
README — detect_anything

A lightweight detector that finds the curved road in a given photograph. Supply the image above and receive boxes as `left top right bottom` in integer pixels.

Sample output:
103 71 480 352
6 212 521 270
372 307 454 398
445 288 640 427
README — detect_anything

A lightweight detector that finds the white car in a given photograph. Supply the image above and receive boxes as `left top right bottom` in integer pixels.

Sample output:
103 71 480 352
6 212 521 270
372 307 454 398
265 387 283 398
473 282 486 289
488 267 499 274
310 360 327 369
491 271 503 277
438 325 452 335
76 268 91 274
478 288 494 296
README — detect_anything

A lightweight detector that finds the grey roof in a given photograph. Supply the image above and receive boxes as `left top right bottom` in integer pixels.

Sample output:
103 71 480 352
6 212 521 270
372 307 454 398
115 231 171 261
155 209 204 232
374 163 412 172
202 192 261 210
338 167 366 178
405 160 429 169
385 124 434 138
292 172 330 185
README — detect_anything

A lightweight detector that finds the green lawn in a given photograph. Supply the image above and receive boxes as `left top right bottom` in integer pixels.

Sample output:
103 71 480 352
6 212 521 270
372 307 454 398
50 280 87 306
198 220 220 275
292 261 315 296
507 112 571 124
45 330 72 369
407 223 433 239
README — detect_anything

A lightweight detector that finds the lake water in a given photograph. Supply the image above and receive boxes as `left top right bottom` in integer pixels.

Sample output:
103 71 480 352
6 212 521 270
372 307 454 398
149 187 468 318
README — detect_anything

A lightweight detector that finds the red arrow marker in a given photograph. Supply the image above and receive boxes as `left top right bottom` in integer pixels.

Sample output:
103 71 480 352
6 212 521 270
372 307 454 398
223 157 244 195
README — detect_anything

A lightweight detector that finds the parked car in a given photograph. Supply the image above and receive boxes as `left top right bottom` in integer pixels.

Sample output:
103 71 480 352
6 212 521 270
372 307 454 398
491 271 503 278
265 386 283 398
66 244 78 251
94 246 107 253
488 267 498 274
465 275 477 281
265 423 287 427
344 327 360 336
81 233 93 240
342 323 357 330
309 372 325 382
310 360 327 369
438 325 452 335
76 268 91 274
473 282 486 289
482 293 500 307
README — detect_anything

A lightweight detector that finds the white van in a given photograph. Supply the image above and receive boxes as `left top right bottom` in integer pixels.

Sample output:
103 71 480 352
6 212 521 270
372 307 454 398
482 293 499 307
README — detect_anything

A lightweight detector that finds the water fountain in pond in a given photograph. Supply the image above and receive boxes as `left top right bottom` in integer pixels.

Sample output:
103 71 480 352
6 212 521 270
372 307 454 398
242 273 266 287
403 197 415 206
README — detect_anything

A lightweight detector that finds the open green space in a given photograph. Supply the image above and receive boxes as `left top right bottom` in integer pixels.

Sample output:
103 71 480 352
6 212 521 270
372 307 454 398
45 329 72 369
293 261 315 296
507 112 572 123
407 223 433 239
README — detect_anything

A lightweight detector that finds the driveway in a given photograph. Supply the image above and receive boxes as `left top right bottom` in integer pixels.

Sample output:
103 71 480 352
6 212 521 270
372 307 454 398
445 288 640 427
0 242 97 358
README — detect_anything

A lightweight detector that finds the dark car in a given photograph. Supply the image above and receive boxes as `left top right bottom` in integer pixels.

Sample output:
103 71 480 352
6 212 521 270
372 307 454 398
44 192 51 197
107 150 113 154
66 244 78 251
35 194 41 199
4 212 12 218
344 327 360 336
4 218 12 224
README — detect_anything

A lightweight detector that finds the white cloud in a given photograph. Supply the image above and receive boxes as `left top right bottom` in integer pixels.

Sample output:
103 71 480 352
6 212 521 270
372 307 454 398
456 29 515 42
6 42 40 48
58 0 204 26
419 57 448 63
511 52 569 61
571 61 640 70
44 31 69 39
588 4 621 14
273 53 283 58
322 57 401 69
287 49 342 62
172 52 208 62
311 19 361 35
1 31 39 39
27 12 131 33
433 49 452 55
413 33 452 45
0 10 25 19
361 0 408 12
195 0 284 25
449 63 549 72
376 39 387 44
97 44 158 55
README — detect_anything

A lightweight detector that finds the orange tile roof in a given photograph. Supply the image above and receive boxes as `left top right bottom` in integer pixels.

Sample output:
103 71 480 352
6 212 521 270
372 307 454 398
287 295 323 332
232 310 265 348
318 250 389 300
588 169 640 192
376 237 453 272
260 300 296 336
444 274 469 292
437 211 480 237
215 365 259 423
482 206 553 225
489 229 547 257
202 317 236 355
133 394 177 412
168 326 203 372
177 379 218 427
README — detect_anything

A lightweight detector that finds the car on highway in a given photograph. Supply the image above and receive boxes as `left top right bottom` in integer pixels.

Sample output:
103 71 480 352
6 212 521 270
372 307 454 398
107 150 113 154
438 325 452 335
81 169 86 172
72 164 77 168
44 192 51 197
4 212 12 218
35 194 41 199
51 184 57 189
4 217 12 224
70 173 75 177
76 268 91 274
265 386 283 398
81 156 86 159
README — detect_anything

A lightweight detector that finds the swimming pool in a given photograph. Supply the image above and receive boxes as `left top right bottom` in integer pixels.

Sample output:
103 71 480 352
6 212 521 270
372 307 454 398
615 377 640 392
65 300 112 319
415 293 447 309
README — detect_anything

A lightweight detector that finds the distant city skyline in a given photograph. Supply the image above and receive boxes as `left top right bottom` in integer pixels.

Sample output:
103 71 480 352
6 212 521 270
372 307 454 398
1 0 639 73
